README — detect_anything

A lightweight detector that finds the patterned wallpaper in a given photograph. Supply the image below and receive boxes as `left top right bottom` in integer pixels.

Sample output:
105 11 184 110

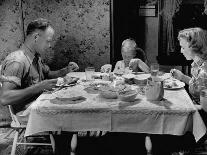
23 0 110 71
0 0 23 62
0 0 110 124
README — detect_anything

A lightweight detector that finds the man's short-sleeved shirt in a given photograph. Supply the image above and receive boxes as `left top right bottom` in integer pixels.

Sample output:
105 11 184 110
0 45 50 113
1 45 50 88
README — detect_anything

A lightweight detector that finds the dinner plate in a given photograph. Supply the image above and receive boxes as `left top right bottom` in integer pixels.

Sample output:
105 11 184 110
163 79 185 90
122 74 136 79
134 74 151 80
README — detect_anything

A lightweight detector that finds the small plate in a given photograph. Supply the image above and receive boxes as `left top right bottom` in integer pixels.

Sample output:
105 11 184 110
164 79 185 90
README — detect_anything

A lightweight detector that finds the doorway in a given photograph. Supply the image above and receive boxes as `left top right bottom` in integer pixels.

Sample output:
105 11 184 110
111 0 145 68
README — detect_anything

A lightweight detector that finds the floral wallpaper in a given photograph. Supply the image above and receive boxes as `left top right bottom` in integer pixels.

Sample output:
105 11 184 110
23 0 110 71
0 0 25 126
0 0 110 126
0 0 23 62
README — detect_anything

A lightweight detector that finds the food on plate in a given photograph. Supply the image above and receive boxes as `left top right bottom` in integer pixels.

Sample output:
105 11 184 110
99 84 130 99
89 81 110 90
164 80 178 88
56 76 79 86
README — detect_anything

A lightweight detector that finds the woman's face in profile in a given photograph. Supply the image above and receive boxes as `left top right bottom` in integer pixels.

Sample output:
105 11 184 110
179 38 194 60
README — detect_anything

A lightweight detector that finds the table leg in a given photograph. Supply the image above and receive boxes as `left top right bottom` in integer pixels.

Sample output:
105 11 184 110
145 135 152 155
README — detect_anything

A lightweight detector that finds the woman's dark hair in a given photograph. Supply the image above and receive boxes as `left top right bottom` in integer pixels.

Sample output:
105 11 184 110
26 18 51 36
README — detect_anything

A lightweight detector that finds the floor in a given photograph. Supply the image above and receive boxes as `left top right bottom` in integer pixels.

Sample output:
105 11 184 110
1 129 207 155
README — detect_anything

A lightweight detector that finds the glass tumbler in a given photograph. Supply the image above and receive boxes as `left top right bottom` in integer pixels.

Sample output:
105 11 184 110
150 63 159 77
85 67 95 81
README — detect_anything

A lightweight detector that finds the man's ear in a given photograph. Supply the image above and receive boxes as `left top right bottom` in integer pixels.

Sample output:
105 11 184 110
33 33 39 42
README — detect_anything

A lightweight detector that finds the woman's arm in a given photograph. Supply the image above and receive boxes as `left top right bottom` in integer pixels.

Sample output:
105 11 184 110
181 74 191 85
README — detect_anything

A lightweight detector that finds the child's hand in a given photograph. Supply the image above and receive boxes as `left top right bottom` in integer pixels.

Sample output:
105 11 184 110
129 59 139 70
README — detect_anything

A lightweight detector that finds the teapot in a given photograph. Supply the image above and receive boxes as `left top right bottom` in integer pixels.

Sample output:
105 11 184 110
146 78 164 101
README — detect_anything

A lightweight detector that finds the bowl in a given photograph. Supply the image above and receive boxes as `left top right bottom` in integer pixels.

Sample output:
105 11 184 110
99 90 118 99
99 86 118 99
118 90 138 102
133 74 150 85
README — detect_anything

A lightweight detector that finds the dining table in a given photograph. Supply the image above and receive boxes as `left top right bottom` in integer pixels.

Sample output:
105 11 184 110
24 72 206 143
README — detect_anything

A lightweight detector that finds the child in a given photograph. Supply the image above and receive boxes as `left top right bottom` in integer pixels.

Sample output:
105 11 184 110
113 38 150 74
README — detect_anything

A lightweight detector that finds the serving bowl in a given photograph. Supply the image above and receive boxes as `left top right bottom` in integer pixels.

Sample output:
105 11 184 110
99 89 118 99
133 74 150 85
118 90 138 102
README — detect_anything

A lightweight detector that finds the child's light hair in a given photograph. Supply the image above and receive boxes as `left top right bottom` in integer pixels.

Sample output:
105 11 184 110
121 38 137 52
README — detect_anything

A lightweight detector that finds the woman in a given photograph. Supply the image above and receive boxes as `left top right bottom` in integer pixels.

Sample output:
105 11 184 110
152 27 207 155
171 27 207 103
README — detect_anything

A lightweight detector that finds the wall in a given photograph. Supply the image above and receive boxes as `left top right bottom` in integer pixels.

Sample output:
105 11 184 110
0 0 110 71
0 0 23 62
144 17 159 64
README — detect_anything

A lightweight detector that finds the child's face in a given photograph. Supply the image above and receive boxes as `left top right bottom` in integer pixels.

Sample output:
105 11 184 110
121 48 135 64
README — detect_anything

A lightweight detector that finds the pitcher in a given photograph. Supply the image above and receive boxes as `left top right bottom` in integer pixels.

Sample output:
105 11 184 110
146 79 164 101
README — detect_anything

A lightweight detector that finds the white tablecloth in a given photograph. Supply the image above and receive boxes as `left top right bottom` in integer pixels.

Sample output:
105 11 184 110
24 72 206 142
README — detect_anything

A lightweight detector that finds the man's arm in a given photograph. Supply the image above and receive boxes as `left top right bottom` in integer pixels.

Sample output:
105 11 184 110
0 79 57 106
47 67 68 79
47 62 79 79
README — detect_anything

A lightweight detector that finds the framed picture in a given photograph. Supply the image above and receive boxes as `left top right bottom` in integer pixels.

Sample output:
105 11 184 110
138 0 158 17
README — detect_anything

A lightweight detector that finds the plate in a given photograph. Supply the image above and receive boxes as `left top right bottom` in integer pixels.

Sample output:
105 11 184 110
134 74 151 80
122 74 136 79
163 79 185 89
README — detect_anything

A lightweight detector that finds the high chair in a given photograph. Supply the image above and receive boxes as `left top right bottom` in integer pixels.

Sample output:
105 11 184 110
8 105 55 155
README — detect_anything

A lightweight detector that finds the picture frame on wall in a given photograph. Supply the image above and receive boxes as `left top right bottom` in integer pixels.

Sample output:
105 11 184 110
138 0 158 17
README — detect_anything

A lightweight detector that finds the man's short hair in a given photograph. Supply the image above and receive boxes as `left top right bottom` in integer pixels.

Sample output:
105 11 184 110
26 18 51 36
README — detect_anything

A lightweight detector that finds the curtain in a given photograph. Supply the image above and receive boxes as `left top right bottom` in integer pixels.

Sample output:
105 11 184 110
160 0 183 54
204 0 207 15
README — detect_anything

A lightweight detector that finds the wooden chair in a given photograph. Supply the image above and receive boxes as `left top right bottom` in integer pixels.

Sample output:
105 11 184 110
8 105 55 155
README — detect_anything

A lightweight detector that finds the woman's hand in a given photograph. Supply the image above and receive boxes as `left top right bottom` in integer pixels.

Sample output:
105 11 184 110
170 69 184 81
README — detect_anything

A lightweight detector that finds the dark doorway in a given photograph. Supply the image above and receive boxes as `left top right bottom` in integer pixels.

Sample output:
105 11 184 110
111 0 145 68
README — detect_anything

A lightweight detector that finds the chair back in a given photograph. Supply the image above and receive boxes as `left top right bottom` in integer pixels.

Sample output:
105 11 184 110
136 48 148 64
8 105 21 127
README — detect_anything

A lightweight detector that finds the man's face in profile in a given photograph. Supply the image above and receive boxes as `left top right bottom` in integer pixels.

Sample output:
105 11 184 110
36 26 55 56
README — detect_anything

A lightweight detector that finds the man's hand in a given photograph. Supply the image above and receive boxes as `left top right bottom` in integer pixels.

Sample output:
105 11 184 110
68 62 79 72
37 79 58 91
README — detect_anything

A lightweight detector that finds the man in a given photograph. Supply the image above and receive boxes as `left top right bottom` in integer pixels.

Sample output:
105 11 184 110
0 18 79 154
